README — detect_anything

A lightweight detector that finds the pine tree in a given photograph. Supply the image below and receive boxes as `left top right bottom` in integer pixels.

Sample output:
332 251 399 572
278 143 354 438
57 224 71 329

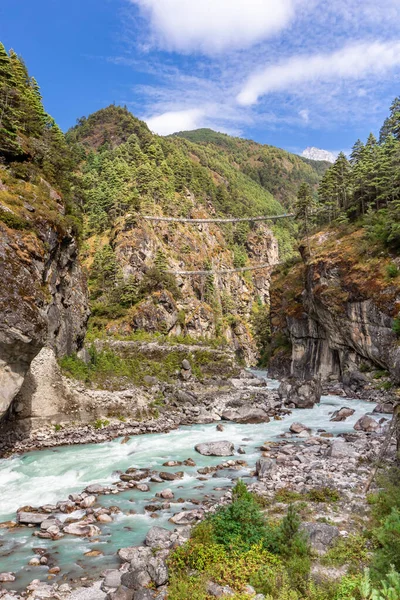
295 182 315 255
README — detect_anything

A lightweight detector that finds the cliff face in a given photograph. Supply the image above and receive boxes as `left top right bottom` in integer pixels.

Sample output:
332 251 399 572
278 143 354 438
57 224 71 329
0 170 89 419
269 229 400 387
96 202 279 365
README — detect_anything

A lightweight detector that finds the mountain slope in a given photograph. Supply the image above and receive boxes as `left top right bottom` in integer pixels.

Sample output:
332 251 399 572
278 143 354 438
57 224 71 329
66 107 307 362
173 128 330 207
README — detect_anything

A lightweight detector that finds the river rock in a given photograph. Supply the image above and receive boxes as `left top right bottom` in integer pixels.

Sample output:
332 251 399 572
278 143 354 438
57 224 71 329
86 484 106 494
159 489 174 500
216 424 224 431
118 546 152 565
106 586 134 600
373 403 394 414
121 569 151 590
327 440 357 458
301 523 340 555
278 377 322 408
169 509 204 525
98 513 113 523
159 472 182 481
194 441 234 456
145 526 173 549
102 569 123 590
289 422 309 434
0 572 15 582
147 556 168 586
17 511 50 525
330 407 355 422
136 484 150 492
255 458 276 479
181 359 191 371
133 590 154 600
81 495 96 508
222 407 270 424
354 415 379 432
63 521 101 537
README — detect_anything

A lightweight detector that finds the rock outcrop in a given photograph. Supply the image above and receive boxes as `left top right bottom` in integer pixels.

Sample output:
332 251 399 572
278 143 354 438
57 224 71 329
0 175 88 422
269 230 400 390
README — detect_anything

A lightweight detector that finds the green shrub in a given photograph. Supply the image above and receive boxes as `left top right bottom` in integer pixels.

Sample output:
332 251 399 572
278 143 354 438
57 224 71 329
393 317 400 337
167 574 208 600
278 504 309 557
0 209 31 230
93 418 110 429
372 509 400 577
322 534 369 570
386 263 399 278
306 487 340 503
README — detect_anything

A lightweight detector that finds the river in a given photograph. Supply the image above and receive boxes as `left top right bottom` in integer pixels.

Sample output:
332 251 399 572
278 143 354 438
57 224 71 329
0 371 387 590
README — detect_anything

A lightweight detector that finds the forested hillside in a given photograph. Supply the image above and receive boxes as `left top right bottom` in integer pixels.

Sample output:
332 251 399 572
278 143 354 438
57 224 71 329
174 128 330 207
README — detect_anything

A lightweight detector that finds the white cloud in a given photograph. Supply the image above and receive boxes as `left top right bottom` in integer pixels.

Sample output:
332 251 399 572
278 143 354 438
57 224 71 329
237 40 400 105
299 109 310 123
129 0 295 54
146 108 205 135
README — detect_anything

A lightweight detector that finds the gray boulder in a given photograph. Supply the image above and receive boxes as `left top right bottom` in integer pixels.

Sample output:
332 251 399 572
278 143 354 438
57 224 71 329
330 407 355 422
102 570 123 591
147 556 168 586
354 415 379 432
255 458 276 480
133 591 154 600
301 523 339 555
106 587 134 600
289 422 310 434
195 441 234 456
327 440 357 458
221 407 270 424
278 377 322 409
169 509 204 525
145 527 172 549
118 546 152 565
121 569 151 590
17 511 50 525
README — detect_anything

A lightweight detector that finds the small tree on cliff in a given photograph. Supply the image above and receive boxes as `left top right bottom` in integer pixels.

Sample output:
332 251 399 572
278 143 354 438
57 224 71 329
295 183 315 257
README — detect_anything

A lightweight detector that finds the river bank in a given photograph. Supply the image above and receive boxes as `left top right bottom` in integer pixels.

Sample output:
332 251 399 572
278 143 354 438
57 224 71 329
0 372 393 599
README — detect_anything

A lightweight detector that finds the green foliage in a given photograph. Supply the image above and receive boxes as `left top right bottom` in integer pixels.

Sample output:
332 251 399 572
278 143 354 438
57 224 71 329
386 264 399 279
392 317 400 337
93 418 110 429
322 534 370 570
358 567 400 600
0 208 31 230
373 509 400 577
307 487 340 503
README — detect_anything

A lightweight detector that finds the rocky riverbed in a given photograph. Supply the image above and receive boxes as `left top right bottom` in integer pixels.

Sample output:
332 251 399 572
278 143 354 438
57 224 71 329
0 371 393 599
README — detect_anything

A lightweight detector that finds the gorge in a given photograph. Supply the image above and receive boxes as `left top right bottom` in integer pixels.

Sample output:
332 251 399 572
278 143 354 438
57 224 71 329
0 41 400 600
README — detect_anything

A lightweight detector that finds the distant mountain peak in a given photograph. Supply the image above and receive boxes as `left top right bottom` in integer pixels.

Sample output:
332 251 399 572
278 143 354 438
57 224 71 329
301 147 336 163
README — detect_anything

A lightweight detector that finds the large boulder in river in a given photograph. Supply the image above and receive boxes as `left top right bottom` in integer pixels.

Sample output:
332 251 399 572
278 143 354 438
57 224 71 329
278 377 322 409
330 407 355 422
354 414 379 432
195 441 234 456
63 521 101 537
17 511 50 525
222 406 270 424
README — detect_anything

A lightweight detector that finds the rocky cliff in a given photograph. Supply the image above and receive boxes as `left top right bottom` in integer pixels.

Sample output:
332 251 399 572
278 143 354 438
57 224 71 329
0 168 88 420
269 229 400 394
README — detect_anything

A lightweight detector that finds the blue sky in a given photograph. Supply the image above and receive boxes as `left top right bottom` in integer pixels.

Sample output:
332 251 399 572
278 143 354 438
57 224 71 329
1 0 400 156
